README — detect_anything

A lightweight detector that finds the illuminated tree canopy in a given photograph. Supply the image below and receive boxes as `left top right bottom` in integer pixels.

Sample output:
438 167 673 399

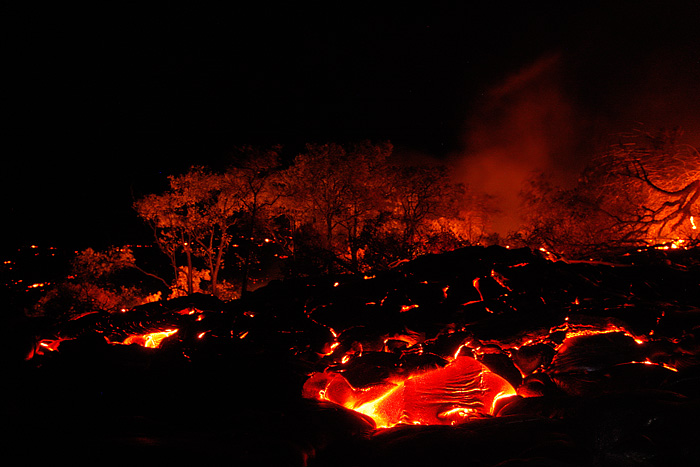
516 129 699 258
592 129 699 242
132 142 494 294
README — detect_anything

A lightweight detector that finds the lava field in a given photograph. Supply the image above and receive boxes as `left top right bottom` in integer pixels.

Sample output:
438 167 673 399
5 245 700 466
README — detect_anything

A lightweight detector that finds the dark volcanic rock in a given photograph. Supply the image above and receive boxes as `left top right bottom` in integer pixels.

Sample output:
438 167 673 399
323 415 587 467
10 245 700 465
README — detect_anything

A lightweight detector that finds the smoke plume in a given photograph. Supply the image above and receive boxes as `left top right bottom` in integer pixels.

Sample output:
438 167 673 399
452 53 582 235
451 40 700 237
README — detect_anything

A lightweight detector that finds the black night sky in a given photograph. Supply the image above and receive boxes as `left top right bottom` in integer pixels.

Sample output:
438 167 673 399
5 2 700 250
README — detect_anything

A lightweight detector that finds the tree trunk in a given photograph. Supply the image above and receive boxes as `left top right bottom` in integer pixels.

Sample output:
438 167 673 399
349 215 359 272
211 235 227 298
168 252 179 291
185 244 194 295
325 215 335 273
240 208 258 296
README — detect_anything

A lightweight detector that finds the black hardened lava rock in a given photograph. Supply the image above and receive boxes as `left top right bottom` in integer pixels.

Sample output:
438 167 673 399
8 246 700 465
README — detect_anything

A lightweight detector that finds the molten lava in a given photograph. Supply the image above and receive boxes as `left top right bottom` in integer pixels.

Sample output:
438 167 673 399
303 356 516 428
36 338 66 354
119 329 178 349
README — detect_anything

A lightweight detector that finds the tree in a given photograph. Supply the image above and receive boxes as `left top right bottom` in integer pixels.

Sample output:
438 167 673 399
134 166 244 296
515 174 614 258
280 141 393 273
591 128 699 244
281 142 350 256
424 191 496 251
516 128 699 258
135 167 214 295
335 141 394 270
35 246 159 320
226 146 284 294
134 141 497 286
135 151 286 297
387 164 472 257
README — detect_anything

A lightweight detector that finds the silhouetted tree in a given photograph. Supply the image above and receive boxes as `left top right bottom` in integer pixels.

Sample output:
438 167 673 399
335 141 394 270
516 129 699 258
227 146 284 294
388 165 474 257
135 150 287 297
135 141 498 286
516 174 614 258
135 166 215 295
592 128 699 243
280 141 393 273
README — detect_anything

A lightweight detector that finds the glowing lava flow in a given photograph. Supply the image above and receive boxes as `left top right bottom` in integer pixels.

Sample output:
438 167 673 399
119 329 179 349
36 328 181 354
36 338 67 355
303 356 516 428
549 321 647 346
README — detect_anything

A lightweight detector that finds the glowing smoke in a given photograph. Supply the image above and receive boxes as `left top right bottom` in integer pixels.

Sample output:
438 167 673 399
451 43 700 236
452 53 582 235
